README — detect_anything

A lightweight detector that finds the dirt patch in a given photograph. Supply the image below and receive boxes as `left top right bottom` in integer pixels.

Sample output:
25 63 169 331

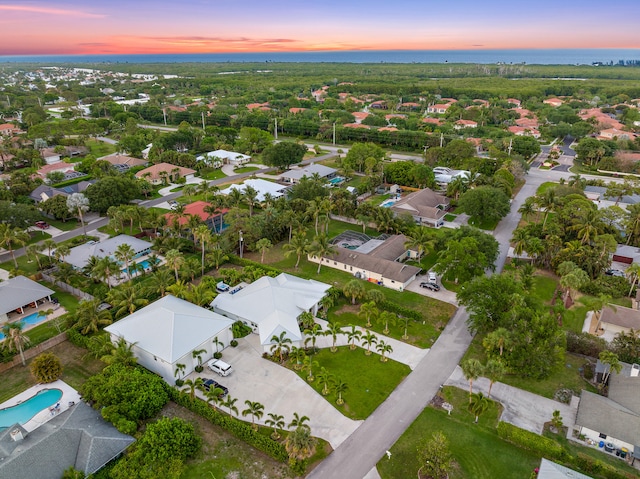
160 402 297 479
334 304 360 315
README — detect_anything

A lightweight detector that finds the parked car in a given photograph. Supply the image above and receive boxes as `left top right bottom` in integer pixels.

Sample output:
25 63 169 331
420 282 440 291
202 378 228 397
207 359 233 377
168 200 178 209
428 271 437 283
605 269 626 278
35 221 50 229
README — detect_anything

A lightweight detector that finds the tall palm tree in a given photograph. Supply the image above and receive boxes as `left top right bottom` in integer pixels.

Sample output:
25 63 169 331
114 243 136 281
324 321 342 352
308 234 337 274
334 378 349 405
376 340 393 362
404 226 435 259
282 232 309 269
270 331 292 363
301 356 319 381
599 351 623 384
255 238 273 264
289 346 306 370
511 228 530 257
223 396 239 417
626 263 640 297
377 311 396 335
266 413 285 440
303 323 323 352
165 249 184 282
288 412 310 431
193 224 212 277
53 244 70 264
361 330 378 355
73 298 113 334
0 224 29 268
461 358 484 404
538 189 559 229
43 238 57 264
306 199 323 235
243 185 259 217
484 359 506 398
242 400 264 430
517 197 537 221
468 392 490 423
1 322 31 366
346 325 362 350
25 243 44 269
316 367 335 396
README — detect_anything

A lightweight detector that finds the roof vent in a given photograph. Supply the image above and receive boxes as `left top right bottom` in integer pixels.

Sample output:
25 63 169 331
10 429 24 442
631 364 640 377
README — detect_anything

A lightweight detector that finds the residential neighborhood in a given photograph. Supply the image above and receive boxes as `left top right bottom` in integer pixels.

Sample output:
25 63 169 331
1 61 640 479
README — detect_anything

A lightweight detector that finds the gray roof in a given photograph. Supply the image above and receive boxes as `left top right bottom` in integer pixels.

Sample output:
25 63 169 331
0 276 54 315
324 246 421 283
29 181 96 203
65 234 152 269
537 458 593 479
390 188 449 220
576 390 640 447
0 402 134 478
600 305 640 330
281 163 337 181
609 362 640 413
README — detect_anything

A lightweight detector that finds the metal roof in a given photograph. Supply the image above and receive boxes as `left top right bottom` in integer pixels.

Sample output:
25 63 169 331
0 276 55 315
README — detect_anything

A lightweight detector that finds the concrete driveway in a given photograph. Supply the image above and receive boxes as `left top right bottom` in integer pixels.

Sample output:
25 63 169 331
187 334 361 449
405 274 458 306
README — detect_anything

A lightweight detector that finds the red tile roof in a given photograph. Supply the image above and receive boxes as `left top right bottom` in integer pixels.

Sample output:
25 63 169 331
164 200 229 227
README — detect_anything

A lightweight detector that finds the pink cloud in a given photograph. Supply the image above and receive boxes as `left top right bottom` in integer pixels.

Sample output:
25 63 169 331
0 4 104 18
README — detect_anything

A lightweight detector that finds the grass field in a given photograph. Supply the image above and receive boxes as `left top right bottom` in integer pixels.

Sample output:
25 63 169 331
285 346 410 420
86 139 116 157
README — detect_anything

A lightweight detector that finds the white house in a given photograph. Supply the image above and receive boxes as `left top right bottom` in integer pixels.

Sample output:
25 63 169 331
104 295 233 384
198 149 251 166
64 235 152 270
219 178 289 202
280 163 337 184
211 273 330 352
0 276 54 323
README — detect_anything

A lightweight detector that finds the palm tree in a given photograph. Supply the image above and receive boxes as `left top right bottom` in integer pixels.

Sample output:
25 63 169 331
626 263 640 296
334 378 349 405
324 321 342 352
223 396 239 417
192 348 206 370
270 331 292 363
361 330 378 355
205 386 225 411
346 326 362 350
73 299 113 335
511 228 530 257
539 189 559 229
282 232 309 269
67 193 90 237
255 238 273 264
266 412 285 440
297 311 315 330
517 197 537 221
303 323 323 352
599 351 622 384
482 328 511 357
1 322 31 366
404 226 435 259
376 340 393 362
242 400 264 430
343 280 366 305
243 185 260 217
101 338 138 367
461 358 484 404
377 310 396 335
206 246 229 271
301 356 319 382
288 412 310 431
165 249 184 282
93 256 120 289
468 392 490 423
285 426 316 462
484 359 506 398
193 224 212 277
25 243 44 269
174 363 186 382
585 294 613 333
570 208 604 245
308 234 337 274
182 377 205 400
146 268 174 297
43 238 56 263
0 224 29 268
316 367 335 396
107 284 149 318
114 243 136 281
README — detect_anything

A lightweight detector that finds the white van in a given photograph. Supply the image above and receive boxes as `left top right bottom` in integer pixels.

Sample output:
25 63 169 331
207 359 233 377
428 271 437 283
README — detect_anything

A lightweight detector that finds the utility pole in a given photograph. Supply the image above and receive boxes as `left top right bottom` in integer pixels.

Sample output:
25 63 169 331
239 230 244 258
162 108 167 126
440 133 444 148
274 118 278 140
201 111 205 130
332 122 336 145
508 137 513 156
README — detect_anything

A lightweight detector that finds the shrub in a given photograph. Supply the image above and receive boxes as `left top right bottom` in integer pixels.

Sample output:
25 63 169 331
230 339 238 347
194 365 203 373
580 276 629 298
30 352 63 383
497 422 566 461
232 321 252 339
565 331 606 358
213 352 222 359
379 300 421 321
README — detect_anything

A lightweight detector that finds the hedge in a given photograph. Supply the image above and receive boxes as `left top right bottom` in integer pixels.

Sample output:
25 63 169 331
66 328 91 349
167 388 299 467
227 255 284 276
573 453 636 479
379 300 422 321
496 422 566 462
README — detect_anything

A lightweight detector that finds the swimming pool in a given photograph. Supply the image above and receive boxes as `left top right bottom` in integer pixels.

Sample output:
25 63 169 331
328 176 344 185
0 312 50 340
122 259 154 274
0 388 63 429
380 199 397 208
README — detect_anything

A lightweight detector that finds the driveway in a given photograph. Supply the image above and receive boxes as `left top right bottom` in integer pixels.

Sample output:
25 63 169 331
446 366 578 437
188 334 361 449
404 274 458 306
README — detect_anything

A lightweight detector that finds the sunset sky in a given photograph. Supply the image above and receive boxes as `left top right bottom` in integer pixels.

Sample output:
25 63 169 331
1 0 639 56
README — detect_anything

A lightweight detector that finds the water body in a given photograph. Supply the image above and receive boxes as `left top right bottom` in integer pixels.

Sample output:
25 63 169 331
1 49 640 65
0 389 63 429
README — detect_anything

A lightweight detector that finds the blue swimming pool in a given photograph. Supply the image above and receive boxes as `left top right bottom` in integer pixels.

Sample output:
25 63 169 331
122 259 154 274
0 312 50 340
0 388 63 429
328 176 344 185
380 199 397 208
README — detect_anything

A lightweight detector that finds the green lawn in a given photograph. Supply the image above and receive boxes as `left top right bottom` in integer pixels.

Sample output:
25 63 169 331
199 169 227 181
536 181 558 195
378 386 539 479
233 166 260 174
86 139 116 157
466 215 499 231
285 346 411 420
444 213 457 221
45 218 80 231
25 230 51 245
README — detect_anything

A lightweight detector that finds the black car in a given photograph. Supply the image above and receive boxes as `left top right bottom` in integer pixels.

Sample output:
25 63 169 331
419 282 440 291
202 378 228 397
605 269 625 278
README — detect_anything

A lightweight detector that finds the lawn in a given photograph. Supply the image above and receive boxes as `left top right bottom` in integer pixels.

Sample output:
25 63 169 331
444 213 457 221
0 340 104 404
45 218 80 232
536 181 558 195
199 169 227 181
377 386 539 479
234 166 260 174
86 139 116 157
466 215 499 231
25 230 52 246
285 346 411 420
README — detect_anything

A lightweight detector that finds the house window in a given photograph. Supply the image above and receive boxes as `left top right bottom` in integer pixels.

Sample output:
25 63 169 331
350 266 353 271
344 265 346 270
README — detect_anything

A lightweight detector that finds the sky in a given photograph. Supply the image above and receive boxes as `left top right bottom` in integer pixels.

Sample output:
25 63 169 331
1 0 639 56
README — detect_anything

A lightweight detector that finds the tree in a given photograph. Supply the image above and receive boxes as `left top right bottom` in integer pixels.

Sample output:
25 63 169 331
0 224 29 268
301 355 319 381
461 358 484 403
223 396 239 417
377 310 396 335
285 426 316 463
346 325 362 350
85 176 140 213
358 301 379 328
205 385 225 411
361 330 378 355
288 412 310 431
101 338 138 367
417 431 453 479
404 226 435 259
193 224 212 277
30 352 63 382
181 377 204 400
511 135 541 159
599 350 622 384
308 234 337 274
174 363 186 382
550 410 564 433
458 186 510 223
316 367 335 396
282 232 309 269
468 392 490 423
108 284 149 318
484 359 506 398
558 262 589 303
270 331 292 363
262 141 307 169
165 249 185 282
114 243 136 281
72 299 112 335
66 193 90 236
324 321 342 352
334 378 348 405
266 412 285 440
376 339 393 362
255 238 273 264
435 237 486 285
611 329 640 364
242 400 264 430
343 279 366 305
303 323 323 352
482 328 512 357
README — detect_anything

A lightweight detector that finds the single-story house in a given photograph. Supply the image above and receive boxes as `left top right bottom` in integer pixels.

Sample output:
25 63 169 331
433 166 471 185
0 123 21 136
508 125 541 138
426 104 452 114
280 163 337 184
220 178 289 202
308 233 421 291
197 149 251 166
575 362 640 460
211 273 330 352
35 162 76 180
134 162 196 185
0 276 54 323
105 295 233 383
598 128 636 141
389 188 450 227
29 180 95 203
543 98 564 107
164 200 229 233
0 402 134 479
454 119 478 129
100 153 148 169
598 305 640 341
537 458 593 479
64 234 152 270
